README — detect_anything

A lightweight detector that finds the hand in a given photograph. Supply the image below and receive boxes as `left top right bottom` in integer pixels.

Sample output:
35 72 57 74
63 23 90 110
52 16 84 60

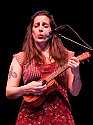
68 56 80 76
68 56 80 68
25 81 47 95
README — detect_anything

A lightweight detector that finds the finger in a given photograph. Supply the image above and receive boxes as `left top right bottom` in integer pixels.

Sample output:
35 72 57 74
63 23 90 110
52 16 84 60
34 92 43 95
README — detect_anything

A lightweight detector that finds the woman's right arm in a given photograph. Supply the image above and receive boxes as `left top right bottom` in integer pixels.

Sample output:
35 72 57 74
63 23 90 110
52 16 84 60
6 57 47 99
6 57 26 99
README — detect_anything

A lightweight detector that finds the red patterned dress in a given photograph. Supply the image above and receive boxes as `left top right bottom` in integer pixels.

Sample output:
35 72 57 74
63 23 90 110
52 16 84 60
14 51 75 125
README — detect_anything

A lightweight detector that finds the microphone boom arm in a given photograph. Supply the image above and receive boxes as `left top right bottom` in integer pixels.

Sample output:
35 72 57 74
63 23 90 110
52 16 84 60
58 34 93 53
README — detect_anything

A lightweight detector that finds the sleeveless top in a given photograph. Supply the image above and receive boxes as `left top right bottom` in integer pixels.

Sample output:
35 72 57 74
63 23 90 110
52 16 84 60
14 51 75 125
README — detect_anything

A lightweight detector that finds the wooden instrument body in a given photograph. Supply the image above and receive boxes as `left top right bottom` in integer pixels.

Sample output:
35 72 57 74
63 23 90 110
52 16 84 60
23 76 58 107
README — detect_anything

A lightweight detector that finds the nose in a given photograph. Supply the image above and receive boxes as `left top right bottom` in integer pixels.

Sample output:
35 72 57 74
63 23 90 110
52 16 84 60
39 26 43 32
39 29 43 32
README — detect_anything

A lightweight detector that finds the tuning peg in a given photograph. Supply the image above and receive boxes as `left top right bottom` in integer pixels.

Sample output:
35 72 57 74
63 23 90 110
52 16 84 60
81 61 84 64
87 59 89 62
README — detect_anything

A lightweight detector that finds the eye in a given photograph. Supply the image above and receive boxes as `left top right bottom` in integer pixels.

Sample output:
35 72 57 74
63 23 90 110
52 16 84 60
34 24 39 28
43 22 50 28
33 23 40 28
44 25 49 28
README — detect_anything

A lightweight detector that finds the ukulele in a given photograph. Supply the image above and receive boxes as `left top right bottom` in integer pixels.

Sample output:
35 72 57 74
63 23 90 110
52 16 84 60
23 52 91 107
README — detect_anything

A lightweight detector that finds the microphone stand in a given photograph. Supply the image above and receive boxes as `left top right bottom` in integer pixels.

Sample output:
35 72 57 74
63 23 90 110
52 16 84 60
58 33 93 54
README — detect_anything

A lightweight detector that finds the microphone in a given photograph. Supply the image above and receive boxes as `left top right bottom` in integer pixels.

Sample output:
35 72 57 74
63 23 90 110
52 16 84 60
46 25 66 38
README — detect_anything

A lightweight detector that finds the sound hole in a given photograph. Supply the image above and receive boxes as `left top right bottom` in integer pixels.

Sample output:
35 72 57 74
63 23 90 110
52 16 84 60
42 80 47 85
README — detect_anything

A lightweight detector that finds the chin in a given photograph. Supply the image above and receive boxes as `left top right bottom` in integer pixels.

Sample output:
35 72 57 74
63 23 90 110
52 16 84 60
36 39 47 42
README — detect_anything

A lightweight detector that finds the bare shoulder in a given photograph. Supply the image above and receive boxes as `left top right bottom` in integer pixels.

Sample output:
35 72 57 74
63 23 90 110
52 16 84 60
12 51 26 67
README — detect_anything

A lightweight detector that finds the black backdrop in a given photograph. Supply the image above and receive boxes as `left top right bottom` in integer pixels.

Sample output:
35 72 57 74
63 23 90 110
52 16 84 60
0 1 93 125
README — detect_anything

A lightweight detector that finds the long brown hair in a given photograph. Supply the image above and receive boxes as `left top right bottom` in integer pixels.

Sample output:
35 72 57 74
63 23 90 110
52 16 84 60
22 10 68 66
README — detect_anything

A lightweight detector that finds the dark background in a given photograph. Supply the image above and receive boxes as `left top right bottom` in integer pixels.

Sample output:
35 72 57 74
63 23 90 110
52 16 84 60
0 1 93 125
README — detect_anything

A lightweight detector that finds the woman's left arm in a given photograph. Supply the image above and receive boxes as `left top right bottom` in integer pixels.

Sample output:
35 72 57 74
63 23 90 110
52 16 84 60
67 56 82 96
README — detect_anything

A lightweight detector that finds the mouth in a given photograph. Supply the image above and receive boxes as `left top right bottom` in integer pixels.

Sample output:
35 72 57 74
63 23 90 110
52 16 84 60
38 34 44 38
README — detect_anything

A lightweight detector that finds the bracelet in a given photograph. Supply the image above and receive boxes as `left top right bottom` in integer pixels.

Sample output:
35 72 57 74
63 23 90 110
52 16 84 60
74 76 81 81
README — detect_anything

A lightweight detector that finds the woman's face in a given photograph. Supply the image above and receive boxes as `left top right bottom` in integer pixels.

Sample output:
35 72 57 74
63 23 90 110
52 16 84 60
32 15 51 43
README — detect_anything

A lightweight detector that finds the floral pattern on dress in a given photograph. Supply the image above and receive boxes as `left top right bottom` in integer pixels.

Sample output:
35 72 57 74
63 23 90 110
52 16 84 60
14 52 75 125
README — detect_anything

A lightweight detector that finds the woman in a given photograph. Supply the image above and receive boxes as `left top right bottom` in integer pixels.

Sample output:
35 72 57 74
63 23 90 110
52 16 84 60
6 10 82 125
